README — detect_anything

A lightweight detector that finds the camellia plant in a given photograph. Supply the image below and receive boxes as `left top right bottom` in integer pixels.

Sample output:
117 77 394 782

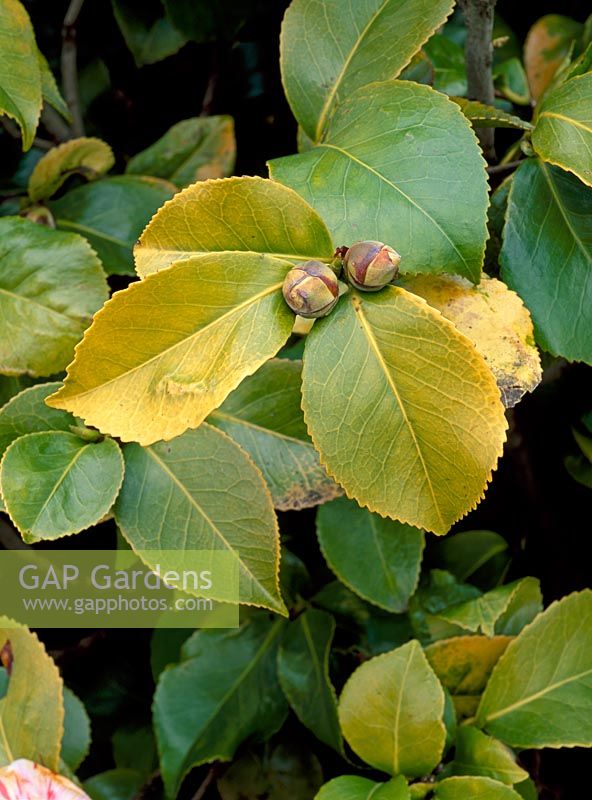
1 0 592 798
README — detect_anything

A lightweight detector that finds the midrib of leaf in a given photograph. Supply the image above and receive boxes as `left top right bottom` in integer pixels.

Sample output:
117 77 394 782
482 665 592 723
460 544 507 581
56 219 130 248
144 445 279 608
31 443 87 529
369 515 399 600
0 713 14 763
539 111 592 135
0 286 82 325
319 143 470 274
392 646 414 775
314 0 390 142
168 131 211 183
61 280 284 401
209 409 309 447
181 621 283 765
353 297 445 531
136 248 331 268
539 161 592 265
453 760 522 780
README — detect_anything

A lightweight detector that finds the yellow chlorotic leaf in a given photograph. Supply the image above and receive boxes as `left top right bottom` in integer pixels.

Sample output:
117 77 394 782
0 618 64 770
338 640 446 778
399 274 542 408
28 137 115 202
302 288 508 535
524 15 583 102
425 635 512 719
47 253 294 445
0 0 42 151
134 175 334 277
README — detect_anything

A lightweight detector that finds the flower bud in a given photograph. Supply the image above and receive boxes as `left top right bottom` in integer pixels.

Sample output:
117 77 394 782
344 240 401 291
0 760 91 799
282 261 340 318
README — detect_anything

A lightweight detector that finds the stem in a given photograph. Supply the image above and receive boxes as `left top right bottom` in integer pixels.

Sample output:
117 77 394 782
191 765 219 800
1 117 53 150
61 0 85 137
486 158 523 175
458 0 498 161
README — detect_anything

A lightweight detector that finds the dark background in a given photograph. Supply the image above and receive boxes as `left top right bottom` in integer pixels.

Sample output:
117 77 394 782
5 2 592 798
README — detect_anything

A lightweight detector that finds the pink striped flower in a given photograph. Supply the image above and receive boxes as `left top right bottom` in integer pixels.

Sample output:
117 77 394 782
0 760 90 800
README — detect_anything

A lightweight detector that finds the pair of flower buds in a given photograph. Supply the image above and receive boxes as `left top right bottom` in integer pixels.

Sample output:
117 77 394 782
282 240 401 319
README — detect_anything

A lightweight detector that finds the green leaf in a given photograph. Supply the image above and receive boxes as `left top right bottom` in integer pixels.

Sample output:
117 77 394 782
37 48 70 121
409 569 481 645
338 640 446 778
433 578 542 637
126 116 236 187
111 0 187 66
84 769 144 800
0 376 35 409
452 99 534 131
0 382 77 459
0 0 42 150
317 497 424 612
476 590 592 748
425 636 512 720
0 668 7 699
313 580 413 657
532 74 592 187
500 158 592 362
0 431 123 542
114 425 286 614
525 15 583 101
270 81 489 283
494 59 530 106
450 726 527 785
424 35 467 96
316 775 410 800
28 137 115 202
154 617 288 798
0 617 64 769
280 0 454 141
277 608 342 752
150 629 191 682
47 253 294 445
62 686 91 772
398 273 541 409
0 217 109 377
494 579 544 636
162 0 255 43
209 359 341 510
50 176 176 276
435 776 522 799
112 726 156 777
134 175 334 278
301 289 507 535
218 743 323 800
514 778 538 800
432 531 510 589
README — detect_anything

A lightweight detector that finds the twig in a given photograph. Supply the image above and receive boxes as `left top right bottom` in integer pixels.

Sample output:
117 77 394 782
1 117 53 150
191 765 218 800
486 158 523 175
200 47 220 117
61 0 85 137
458 0 498 161
132 771 161 800
41 106 71 143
